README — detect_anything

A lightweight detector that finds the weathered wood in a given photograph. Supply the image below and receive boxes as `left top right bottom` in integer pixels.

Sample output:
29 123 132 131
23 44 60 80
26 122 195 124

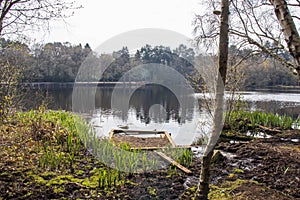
114 129 166 135
128 146 192 150
130 146 164 150
110 129 174 149
108 129 114 139
164 132 176 148
154 151 192 174
125 130 165 134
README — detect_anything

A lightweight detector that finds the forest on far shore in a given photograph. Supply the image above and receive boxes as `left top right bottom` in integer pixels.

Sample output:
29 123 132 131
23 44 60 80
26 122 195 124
0 38 297 90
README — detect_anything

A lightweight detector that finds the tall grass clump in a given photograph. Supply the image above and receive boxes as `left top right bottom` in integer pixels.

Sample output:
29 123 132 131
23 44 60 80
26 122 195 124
227 110 296 132
162 146 193 167
13 107 90 171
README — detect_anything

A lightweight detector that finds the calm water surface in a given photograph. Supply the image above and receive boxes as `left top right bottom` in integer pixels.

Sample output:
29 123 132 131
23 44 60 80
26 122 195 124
32 86 300 145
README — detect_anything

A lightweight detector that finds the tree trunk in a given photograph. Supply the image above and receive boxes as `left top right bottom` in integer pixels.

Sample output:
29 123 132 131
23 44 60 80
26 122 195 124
195 0 229 199
269 0 300 84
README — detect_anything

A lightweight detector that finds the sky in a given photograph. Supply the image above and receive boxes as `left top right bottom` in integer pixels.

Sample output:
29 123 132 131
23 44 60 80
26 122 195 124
36 0 203 50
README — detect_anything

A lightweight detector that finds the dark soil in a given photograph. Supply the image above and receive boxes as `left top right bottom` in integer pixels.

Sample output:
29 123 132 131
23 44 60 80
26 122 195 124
213 139 300 199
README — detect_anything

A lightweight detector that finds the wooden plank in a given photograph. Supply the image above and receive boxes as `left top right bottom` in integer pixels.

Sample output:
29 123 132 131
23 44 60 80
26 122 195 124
130 146 191 150
164 132 176 148
108 129 115 139
114 129 165 135
130 147 162 150
154 151 192 174
124 130 165 134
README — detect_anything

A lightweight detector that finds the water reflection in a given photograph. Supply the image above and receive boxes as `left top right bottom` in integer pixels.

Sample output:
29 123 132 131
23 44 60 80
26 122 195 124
70 83 201 145
129 85 180 124
22 87 300 144
25 88 300 119
91 84 197 125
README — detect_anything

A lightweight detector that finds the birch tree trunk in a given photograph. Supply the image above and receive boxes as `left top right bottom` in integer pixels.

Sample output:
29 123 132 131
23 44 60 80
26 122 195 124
195 0 229 199
269 0 300 84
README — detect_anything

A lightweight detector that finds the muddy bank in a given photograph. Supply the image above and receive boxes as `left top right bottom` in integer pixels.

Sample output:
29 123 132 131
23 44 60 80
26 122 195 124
2 139 299 199
1 111 300 199
120 137 300 199
214 139 300 198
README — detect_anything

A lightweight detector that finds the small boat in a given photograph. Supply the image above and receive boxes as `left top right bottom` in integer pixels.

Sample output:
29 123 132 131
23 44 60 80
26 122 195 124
109 129 176 150
108 128 192 174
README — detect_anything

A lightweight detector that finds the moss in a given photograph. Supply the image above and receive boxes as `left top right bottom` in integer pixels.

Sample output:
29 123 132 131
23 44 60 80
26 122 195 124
0 172 11 177
189 186 197 193
82 176 98 188
27 172 47 185
147 186 157 196
208 179 260 200
45 175 84 186
227 173 235 179
46 178 66 186
22 191 33 198
233 168 244 174
40 171 57 179
84 164 93 170
28 172 85 187
53 186 65 194
90 167 98 174
75 169 84 176
209 185 232 200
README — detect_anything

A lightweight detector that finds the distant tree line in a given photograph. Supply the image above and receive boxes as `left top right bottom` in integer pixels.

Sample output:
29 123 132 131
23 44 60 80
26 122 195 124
227 44 298 89
100 44 196 82
0 38 92 82
0 38 297 89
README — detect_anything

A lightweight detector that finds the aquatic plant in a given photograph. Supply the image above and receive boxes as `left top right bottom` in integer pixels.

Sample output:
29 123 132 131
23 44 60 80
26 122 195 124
162 146 193 167
226 110 296 132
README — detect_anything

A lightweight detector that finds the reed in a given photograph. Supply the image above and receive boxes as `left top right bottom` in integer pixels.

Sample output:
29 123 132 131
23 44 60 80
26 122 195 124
227 110 296 132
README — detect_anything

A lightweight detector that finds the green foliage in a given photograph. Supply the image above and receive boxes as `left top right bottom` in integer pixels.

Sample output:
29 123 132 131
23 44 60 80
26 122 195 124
147 186 157 196
0 108 134 198
208 179 259 200
226 110 296 133
0 45 24 123
83 168 123 189
13 109 85 171
163 147 193 167
90 138 151 175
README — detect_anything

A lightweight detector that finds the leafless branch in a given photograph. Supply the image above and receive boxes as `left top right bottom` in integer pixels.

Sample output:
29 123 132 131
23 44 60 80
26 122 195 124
0 0 81 36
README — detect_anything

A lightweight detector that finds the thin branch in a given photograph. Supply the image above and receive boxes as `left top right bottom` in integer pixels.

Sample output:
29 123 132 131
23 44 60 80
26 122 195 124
232 29 297 74
292 15 300 21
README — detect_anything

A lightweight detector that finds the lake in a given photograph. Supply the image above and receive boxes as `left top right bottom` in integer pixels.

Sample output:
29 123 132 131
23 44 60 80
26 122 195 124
26 85 300 145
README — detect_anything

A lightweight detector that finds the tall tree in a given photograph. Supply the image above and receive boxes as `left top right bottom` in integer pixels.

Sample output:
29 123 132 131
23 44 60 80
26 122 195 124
195 0 229 199
269 0 300 82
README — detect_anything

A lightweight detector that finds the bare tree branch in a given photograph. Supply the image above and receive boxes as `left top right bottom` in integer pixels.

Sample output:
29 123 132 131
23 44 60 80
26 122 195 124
194 0 299 82
0 0 81 36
